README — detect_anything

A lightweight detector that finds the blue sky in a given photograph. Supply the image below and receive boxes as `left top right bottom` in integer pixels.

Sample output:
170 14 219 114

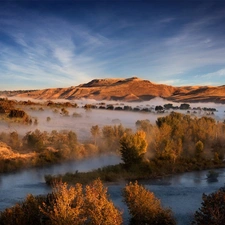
1 0 225 90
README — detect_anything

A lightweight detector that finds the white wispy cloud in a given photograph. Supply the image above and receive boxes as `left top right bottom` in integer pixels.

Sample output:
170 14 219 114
1 2 225 90
201 69 225 79
0 7 113 89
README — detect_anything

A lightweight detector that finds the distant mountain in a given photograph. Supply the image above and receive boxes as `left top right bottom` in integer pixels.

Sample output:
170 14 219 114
1 77 225 103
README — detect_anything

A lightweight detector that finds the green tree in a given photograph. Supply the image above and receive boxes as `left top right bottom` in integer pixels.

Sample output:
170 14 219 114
123 181 175 225
192 187 225 225
120 131 147 167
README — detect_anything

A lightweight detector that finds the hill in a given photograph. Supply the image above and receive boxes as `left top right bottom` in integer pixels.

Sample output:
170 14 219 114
1 77 225 103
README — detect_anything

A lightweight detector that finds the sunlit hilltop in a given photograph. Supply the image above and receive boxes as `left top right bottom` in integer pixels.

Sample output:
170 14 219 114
1 77 225 103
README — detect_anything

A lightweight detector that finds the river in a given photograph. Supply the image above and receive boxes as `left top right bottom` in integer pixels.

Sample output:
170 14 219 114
0 155 224 225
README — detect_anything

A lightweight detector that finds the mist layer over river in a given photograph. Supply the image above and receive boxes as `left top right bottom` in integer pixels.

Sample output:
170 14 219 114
1 97 225 224
2 97 225 141
0 154 225 225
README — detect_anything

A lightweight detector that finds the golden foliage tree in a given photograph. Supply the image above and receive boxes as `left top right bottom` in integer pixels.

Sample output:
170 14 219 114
120 131 147 166
195 140 204 159
123 181 176 225
40 181 85 225
84 178 123 225
40 179 122 225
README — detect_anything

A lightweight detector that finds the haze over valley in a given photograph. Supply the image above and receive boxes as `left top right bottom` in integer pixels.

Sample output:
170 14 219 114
1 0 225 224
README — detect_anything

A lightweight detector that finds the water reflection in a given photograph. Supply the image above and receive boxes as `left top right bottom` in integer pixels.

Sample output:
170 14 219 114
193 172 203 184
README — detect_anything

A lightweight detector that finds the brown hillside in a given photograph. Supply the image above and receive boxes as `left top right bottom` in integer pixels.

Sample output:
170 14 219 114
5 77 225 103
168 85 225 103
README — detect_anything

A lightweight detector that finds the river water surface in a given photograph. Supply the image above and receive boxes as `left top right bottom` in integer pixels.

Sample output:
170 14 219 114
0 155 225 225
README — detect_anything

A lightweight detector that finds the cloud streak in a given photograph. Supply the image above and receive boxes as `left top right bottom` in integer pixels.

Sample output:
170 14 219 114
0 1 225 90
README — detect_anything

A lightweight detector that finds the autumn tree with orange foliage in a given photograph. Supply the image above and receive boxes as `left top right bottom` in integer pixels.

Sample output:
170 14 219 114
40 179 122 225
120 131 147 167
123 181 176 225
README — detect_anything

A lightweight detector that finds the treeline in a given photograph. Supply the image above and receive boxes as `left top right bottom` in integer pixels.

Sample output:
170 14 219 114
94 112 225 173
0 98 79 124
1 111 225 174
46 112 225 184
0 129 98 172
0 124 128 173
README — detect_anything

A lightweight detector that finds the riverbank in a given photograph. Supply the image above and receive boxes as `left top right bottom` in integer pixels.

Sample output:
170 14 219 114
0 154 225 225
44 157 225 185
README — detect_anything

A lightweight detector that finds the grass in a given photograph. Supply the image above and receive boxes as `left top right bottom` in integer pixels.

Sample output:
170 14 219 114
45 158 225 185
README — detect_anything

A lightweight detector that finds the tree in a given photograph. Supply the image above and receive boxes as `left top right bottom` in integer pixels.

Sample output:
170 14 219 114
40 179 122 225
68 131 78 148
0 194 44 225
9 131 21 149
61 108 69 116
195 140 204 159
40 181 85 225
101 124 127 153
24 129 46 152
90 125 100 145
164 103 173 110
123 181 175 225
120 131 147 167
155 105 164 111
179 103 190 110
84 178 123 225
135 119 153 135
192 187 225 225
